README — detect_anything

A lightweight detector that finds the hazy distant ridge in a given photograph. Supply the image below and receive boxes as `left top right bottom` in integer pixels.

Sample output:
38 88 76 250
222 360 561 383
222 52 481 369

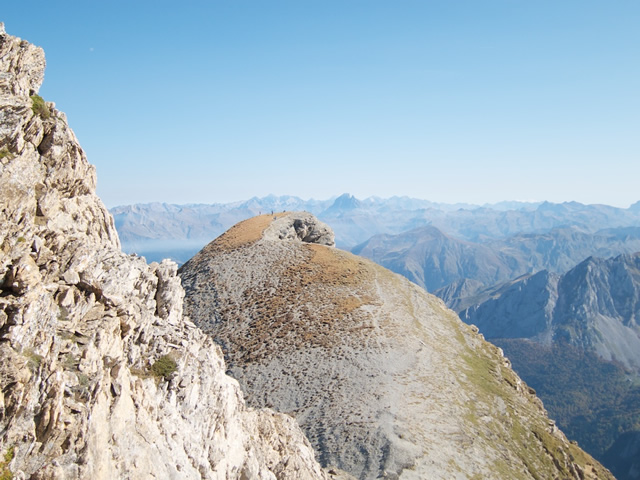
111 194 640 264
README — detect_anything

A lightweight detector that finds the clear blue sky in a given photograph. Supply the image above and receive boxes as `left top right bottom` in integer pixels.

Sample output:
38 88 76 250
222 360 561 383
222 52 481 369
3 1 639 207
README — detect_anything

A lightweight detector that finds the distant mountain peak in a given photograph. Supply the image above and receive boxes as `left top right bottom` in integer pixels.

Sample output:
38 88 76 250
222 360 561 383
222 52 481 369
325 193 363 212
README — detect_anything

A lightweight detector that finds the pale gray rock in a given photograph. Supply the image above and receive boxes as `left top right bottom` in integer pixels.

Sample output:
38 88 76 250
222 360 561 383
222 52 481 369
0 25 326 480
263 212 335 246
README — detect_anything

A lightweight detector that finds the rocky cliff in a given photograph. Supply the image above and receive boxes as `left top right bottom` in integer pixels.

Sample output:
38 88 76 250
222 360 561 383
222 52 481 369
0 24 327 479
459 253 640 372
180 212 614 479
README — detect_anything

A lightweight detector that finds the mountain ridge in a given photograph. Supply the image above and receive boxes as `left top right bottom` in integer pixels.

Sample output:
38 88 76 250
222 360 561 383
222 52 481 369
179 211 613 479
111 194 640 264
459 252 640 372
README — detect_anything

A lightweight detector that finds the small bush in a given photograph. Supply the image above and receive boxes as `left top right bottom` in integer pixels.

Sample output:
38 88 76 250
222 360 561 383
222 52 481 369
30 94 50 119
150 354 177 380
0 147 11 161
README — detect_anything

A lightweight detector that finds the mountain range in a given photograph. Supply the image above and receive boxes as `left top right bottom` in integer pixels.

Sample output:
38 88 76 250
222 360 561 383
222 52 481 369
354 224 640 293
453 253 640 479
109 189 640 478
111 194 640 264
459 253 640 370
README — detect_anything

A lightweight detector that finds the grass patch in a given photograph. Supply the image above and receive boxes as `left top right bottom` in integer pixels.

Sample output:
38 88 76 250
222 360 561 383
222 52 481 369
30 94 50 119
61 353 80 371
0 147 12 161
208 214 274 251
0 446 14 480
130 367 153 380
24 349 43 373
77 372 90 387
151 354 177 380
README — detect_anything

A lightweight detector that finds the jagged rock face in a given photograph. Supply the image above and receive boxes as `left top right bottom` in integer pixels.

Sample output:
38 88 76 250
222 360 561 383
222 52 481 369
180 213 613 479
0 24 326 480
459 271 561 341
460 253 640 372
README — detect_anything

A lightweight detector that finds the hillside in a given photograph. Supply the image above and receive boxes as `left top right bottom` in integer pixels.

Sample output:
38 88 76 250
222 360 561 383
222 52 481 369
0 24 326 479
457 253 640 478
494 338 640 478
180 212 613 479
352 225 515 292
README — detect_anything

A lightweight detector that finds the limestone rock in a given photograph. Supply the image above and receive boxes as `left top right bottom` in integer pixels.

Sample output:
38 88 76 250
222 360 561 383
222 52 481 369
263 212 335 246
181 214 615 480
0 24 325 480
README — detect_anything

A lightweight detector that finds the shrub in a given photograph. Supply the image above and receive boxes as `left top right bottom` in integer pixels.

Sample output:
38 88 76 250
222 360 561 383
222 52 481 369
30 94 50 119
150 354 177 380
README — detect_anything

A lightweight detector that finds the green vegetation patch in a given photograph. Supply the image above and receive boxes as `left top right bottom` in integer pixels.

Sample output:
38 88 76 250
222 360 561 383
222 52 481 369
457 332 597 478
0 147 12 161
150 354 177 380
30 94 50 119
495 338 640 461
0 446 14 480
24 348 43 373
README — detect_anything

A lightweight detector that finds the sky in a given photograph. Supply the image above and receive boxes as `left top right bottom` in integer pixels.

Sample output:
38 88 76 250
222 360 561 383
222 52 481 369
3 1 640 208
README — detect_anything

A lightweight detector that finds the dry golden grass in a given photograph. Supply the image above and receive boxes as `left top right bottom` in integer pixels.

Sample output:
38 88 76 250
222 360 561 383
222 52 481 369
213 243 381 360
305 244 368 286
198 221 387 361
211 214 274 251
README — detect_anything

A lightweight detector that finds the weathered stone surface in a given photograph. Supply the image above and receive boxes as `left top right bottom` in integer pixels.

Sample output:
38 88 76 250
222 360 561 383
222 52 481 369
263 212 335 246
181 213 615 480
0 24 326 480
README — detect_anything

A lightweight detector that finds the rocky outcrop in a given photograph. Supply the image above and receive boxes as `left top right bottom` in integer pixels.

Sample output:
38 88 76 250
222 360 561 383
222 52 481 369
180 213 614 479
262 213 335 246
0 24 326 479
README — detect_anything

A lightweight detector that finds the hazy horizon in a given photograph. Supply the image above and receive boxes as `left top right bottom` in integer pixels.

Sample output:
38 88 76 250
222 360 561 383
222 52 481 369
3 1 639 208
109 192 638 210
